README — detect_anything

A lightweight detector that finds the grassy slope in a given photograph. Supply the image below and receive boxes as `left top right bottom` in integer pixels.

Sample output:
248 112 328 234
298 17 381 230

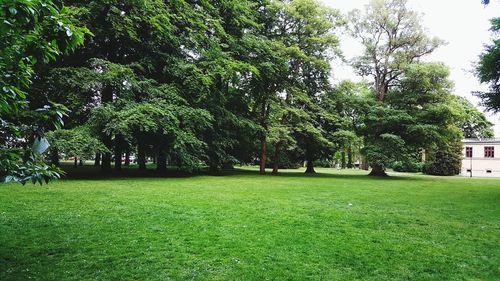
0 168 499 280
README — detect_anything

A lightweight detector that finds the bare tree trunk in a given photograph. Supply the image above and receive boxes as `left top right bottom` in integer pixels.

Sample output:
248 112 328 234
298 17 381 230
101 84 113 173
51 149 59 166
361 156 369 170
272 142 282 174
124 149 130 166
259 134 266 175
305 158 316 174
259 100 270 175
369 163 388 176
138 142 146 171
94 153 101 166
341 149 346 169
376 77 387 102
114 135 122 170
347 146 353 168
157 151 167 173
74 157 78 167
101 152 111 173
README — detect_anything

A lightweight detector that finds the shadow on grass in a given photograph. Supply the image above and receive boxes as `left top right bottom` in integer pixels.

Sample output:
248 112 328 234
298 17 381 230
59 164 422 182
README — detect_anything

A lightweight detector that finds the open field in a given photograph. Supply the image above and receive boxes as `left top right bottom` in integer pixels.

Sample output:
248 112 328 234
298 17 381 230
0 168 499 280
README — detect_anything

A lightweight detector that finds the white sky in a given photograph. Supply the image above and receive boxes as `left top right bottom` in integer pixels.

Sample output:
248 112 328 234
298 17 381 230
321 0 500 136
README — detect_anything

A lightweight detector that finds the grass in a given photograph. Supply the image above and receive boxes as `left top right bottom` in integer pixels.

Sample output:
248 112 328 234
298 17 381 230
0 167 499 280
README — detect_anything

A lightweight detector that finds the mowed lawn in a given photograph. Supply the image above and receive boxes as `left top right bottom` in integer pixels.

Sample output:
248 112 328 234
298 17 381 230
0 168 499 280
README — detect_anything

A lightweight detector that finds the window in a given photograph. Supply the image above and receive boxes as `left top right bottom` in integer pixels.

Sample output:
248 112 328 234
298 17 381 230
484 146 495 158
465 147 473 158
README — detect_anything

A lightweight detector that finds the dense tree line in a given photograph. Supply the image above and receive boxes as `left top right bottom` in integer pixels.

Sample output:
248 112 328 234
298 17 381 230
1 0 495 183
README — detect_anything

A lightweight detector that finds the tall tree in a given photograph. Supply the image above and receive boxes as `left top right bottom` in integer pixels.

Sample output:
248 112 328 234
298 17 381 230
349 0 442 102
452 96 494 139
349 0 442 175
264 0 343 174
385 63 465 176
475 18 500 112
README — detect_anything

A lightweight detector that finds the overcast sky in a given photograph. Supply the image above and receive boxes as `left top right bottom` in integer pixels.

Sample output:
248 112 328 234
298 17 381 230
321 0 500 136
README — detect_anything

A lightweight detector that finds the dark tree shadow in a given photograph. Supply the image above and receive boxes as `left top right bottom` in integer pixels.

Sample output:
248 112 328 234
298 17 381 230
59 163 425 182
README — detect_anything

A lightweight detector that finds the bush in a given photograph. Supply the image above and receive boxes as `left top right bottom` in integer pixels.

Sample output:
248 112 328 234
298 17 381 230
313 159 334 168
423 143 461 176
391 161 423 173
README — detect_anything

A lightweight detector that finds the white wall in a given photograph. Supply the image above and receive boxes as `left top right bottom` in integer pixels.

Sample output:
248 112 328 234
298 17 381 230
461 143 500 177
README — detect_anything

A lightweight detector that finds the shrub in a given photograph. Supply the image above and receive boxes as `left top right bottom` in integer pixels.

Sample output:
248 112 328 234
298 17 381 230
391 161 423 173
423 143 462 176
313 159 334 168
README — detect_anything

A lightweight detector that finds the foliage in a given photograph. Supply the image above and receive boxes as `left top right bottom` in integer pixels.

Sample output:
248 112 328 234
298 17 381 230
423 142 462 176
349 0 444 176
313 159 334 168
452 96 494 138
0 0 89 183
3 0 490 182
0 0 90 113
46 127 108 162
391 161 423 173
349 0 442 102
475 18 500 112
268 0 343 174
360 63 465 175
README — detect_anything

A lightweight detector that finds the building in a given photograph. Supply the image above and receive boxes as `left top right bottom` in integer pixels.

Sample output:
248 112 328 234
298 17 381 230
461 138 500 177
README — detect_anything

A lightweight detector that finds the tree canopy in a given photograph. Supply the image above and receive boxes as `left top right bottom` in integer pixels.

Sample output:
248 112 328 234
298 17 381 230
1 0 495 183
475 18 500 112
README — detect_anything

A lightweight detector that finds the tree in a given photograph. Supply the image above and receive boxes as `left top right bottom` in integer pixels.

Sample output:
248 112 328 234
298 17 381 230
475 18 500 112
46 127 108 167
35 0 262 175
0 0 89 184
423 142 462 176
357 63 465 176
386 63 465 176
321 81 371 169
261 0 343 174
452 96 494 139
349 0 442 175
349 0 442 102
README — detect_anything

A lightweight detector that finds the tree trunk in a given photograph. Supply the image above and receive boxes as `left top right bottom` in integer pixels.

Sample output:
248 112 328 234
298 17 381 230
100 84 113 173
272 142 282 174
209 164 220 174
74 157 78 167
347 146 353 168
341 150 346 169
51 148 59 166
259 134 267 175
368 163 388 176
157 151 167 173
114 135 122 170
94 153 101 166
138 142 146 171
101 152 111 173
361 156 369 170
124 149 130 166
376 79 387 102
79 159 83 166
305 157 316 174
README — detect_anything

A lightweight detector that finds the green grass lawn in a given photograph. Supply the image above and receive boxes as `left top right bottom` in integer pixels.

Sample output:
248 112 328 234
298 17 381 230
0 168 499 280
